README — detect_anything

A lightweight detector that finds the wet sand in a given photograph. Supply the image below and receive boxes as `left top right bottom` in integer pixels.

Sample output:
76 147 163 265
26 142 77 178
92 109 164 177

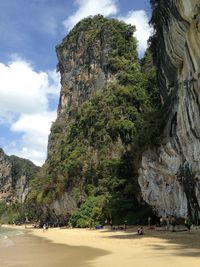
30 226 200 267
0 230 108 267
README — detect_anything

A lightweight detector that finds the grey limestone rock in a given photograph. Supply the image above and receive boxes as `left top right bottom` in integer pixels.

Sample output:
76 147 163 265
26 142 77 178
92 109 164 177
0 149 39 203
138 0 200 221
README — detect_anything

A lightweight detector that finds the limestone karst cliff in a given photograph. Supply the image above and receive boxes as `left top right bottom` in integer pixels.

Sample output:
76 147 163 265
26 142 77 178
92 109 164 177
29 15 159 226
0 148 39 203
47 15 120 162
138 0 200 221
4 2 200 225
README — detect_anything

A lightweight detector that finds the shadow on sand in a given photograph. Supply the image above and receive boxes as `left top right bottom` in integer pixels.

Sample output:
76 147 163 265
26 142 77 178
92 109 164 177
0 232 110 267
101 226 200 258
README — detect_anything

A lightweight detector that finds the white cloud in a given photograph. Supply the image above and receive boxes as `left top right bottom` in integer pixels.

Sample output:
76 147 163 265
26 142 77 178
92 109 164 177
119 10 152 56
8 112 57 166
0 58 60 117
0 57 60 166
11 112 55 139
63 0 118 31
0 60 47 115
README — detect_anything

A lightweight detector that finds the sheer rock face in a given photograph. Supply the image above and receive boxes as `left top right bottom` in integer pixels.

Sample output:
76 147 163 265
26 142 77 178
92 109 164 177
46 19 118 216
138 0 200 220
47 23 115 159
0 149 38 203
56 29 114 118
0 149 13 201
50 192 77 219
15 175 29 203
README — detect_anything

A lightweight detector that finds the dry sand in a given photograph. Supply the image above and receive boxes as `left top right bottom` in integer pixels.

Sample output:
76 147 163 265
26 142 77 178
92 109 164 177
30 226 200 267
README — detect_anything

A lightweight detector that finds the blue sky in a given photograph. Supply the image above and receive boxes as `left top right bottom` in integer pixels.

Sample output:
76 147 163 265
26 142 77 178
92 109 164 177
0 0 152 166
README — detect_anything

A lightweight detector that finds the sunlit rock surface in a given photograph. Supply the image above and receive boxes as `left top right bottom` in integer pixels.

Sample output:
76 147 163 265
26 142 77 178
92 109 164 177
47 19 116 159
139 0 200 220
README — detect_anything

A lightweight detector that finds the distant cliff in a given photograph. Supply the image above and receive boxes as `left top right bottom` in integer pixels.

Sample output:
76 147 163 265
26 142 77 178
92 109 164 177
29 15 159 226
139 0 200 221
0 148 39 203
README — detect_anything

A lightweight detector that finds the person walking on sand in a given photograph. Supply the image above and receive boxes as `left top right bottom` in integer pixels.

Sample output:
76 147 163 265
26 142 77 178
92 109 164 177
43 223 47 232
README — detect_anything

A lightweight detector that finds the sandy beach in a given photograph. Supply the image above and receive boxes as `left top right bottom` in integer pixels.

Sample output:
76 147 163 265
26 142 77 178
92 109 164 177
28 226 200 267
0 226 107 267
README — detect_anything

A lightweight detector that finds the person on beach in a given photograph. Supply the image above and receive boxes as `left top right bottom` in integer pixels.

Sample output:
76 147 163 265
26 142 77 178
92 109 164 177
184 217 192 232
137 227 144 235
43 223 47 232
166 216 170 231
148 216 151 229
159 216 163 228
170 216 176 232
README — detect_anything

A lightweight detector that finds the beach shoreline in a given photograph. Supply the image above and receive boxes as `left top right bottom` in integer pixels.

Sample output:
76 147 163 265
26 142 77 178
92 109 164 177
0 225 107 267
2 224 200 267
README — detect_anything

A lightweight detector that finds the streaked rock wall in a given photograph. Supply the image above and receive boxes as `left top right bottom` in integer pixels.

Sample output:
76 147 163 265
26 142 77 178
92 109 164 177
139 0 200 220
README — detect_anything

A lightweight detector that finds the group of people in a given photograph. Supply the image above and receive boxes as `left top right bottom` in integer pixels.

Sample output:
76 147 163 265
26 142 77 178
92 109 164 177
148 215 193 232
159 215 176 231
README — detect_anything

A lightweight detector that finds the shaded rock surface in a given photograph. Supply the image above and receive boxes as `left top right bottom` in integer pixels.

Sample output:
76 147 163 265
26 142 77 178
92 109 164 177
139 0 200 221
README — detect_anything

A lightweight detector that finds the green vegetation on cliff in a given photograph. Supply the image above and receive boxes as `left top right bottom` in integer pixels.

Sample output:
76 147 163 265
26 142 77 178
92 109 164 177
9 155 39 188
0 153 39 224
26 15 161 227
